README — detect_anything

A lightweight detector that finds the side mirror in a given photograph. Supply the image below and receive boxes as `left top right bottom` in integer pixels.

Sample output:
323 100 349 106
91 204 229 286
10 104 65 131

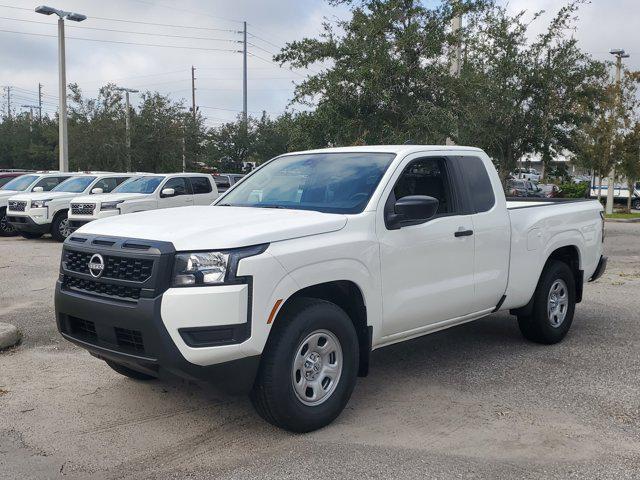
32 186 44 192
91 187 103 194
386 195 439 229
161 187 175 197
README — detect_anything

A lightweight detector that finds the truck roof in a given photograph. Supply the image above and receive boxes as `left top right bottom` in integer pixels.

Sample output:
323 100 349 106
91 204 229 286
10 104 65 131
283 145 484 156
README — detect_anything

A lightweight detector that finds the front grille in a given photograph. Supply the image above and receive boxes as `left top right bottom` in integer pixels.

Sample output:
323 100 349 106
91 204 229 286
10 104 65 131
62 275 141 301
115 327 145 353
71 203 95 215
64 250 153 282
68 316 97 341
8 200 26 212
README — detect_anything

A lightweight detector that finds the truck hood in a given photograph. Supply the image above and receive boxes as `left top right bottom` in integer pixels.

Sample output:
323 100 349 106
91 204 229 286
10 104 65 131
71 192 151 204
77 206 348 250
0 189 21 199
8 191 78 201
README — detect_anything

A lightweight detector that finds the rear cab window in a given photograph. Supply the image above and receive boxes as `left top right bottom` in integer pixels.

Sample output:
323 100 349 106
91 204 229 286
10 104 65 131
189 176 213 194
458 156 495 212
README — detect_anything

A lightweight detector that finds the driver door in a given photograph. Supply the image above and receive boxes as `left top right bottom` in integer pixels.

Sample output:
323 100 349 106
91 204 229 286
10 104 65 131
377 155 476 338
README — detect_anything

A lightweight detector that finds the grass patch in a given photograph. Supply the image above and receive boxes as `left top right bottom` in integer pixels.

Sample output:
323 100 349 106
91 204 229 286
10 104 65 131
605 213 640 219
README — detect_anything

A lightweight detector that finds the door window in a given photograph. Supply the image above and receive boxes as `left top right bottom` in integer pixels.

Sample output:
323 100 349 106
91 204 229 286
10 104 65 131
392 158 456 215
162 177 190 196
33 176 71 191
92 177 120 193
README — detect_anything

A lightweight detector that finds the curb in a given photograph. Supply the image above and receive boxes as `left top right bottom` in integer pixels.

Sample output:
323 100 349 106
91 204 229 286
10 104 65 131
0 323 20 350
605 218 640 223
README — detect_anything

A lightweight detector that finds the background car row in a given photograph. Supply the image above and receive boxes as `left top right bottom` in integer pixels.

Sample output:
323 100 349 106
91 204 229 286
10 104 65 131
0 171 241 241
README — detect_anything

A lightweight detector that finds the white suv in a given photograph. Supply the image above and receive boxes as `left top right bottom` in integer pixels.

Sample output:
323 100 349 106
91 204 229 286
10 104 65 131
0 172 76 236
68 173 218 231
7 173 133 241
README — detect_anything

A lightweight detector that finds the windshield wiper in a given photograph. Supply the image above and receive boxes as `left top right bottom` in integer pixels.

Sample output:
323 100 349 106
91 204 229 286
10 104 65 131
255 204 287 209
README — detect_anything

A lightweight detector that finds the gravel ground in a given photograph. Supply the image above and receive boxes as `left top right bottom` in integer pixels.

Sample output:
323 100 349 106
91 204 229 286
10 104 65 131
1 223 639 479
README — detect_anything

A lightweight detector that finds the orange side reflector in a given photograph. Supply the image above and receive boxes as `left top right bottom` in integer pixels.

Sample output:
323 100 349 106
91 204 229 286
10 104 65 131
267 299 283 324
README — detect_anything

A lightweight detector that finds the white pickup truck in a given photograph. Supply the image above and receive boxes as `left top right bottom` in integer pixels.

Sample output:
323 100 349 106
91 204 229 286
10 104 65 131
67 173 218 231
0 172 75 236
7 173 133 241
55 146 606 432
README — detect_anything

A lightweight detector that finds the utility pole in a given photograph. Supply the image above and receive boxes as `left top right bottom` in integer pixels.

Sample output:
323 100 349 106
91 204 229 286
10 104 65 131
606 48 630 215
115 87 139 172
21 105 38 133
191 65 197 122
242 21 248 127
5 86 11 119
446 9 462 146
38 83 43 120
35 5 87 172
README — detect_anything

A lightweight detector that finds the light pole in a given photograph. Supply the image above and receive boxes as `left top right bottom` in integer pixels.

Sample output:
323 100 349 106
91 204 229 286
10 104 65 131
606 48 630 214
35 5 87 173
115 87 139 172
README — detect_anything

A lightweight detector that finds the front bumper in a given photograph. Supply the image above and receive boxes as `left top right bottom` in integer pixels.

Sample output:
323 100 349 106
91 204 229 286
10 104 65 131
589 255 607 282
54 235 263 394
7 213 51 233
69 210 119 231
55 283 260 394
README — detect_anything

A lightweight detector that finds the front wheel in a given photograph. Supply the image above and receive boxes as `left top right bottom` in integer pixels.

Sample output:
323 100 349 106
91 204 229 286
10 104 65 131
250 298 359 432
51 211 71 242
518 260 576 344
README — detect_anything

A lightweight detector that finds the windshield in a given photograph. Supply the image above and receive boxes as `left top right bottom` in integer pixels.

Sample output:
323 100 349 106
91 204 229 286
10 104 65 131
113 176 163 194
52 176 97 193
219 152 396 214
1 174 38 191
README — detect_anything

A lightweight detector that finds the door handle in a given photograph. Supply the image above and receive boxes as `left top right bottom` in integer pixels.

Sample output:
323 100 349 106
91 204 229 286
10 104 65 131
454 229 474 237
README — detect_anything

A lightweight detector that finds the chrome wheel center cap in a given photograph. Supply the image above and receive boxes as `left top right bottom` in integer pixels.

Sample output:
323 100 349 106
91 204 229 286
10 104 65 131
303 352 322 381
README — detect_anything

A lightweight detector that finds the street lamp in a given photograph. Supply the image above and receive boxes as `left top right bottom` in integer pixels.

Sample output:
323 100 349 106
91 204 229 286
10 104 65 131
115 87 139 172
605 48 631 214
35 5 87 173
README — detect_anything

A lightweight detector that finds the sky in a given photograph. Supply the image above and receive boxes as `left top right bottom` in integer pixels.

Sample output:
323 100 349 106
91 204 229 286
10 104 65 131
0 0 638 129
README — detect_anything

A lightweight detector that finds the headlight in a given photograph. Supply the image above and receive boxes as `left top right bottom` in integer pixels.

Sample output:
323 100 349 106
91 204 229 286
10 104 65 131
31 199 51 208
101 200 124 211
171 245 269 287
173 252 229 286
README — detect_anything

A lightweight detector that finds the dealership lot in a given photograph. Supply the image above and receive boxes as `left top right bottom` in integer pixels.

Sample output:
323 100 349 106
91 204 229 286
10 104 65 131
1 224 640 479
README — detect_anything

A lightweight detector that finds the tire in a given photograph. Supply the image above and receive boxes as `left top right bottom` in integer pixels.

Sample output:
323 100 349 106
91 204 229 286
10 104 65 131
106 361 156 380
250 297 359 432
19 231 43 239
518 260 576 344
51 210 71 242
633 198 640 210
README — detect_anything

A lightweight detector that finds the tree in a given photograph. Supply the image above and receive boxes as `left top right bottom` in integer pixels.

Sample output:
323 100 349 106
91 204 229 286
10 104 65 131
617 123 640 212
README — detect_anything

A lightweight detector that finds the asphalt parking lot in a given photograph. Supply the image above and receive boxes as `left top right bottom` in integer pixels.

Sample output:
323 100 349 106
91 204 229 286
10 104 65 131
1 223 639 479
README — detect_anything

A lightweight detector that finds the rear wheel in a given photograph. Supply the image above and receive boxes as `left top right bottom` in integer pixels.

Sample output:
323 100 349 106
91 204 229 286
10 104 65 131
106 361 156 380
250 297 359 432
518 260 576 344
19 231 43 239
633 198 640 210
51 210 71 242
0 208 16 237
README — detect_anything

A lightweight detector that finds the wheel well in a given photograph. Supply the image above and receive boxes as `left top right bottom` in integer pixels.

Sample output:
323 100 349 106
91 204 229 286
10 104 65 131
547 245 582 303
511 245 583 317
280 281 371 377
53 208 68 220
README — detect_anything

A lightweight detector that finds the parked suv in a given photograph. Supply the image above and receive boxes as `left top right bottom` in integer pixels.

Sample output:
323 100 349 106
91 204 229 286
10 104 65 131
0 172 74 236
68 173 218 231
7 173 132 241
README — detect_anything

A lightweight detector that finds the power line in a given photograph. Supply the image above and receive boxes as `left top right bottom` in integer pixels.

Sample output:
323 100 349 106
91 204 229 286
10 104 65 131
0 28 244 52
0 15 243 42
